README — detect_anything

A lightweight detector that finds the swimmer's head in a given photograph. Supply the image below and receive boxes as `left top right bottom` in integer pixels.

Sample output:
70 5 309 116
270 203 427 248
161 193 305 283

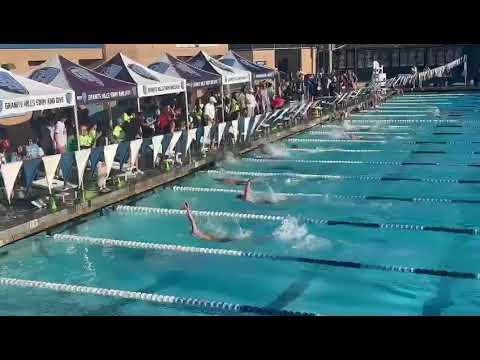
236 194 244 199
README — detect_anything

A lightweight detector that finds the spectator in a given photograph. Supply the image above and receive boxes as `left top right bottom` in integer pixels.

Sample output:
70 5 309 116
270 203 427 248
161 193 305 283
230 92 240 121
140 111 155 138
271 96 286 109
124 112 142 141
203 96 217 125
25 138 45 160
54 115 68 154
39 117 56 155
238 87 247 117
88 123 103 146
245 88 257 118
80 125 93 148
10 145 25 162
267 82 275 102
0 144 7 166
157 106 175 135
192 99 204 127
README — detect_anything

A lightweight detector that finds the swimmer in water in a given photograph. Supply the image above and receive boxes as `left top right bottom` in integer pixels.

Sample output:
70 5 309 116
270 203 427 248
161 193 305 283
184 202 233 243
236 179 286 204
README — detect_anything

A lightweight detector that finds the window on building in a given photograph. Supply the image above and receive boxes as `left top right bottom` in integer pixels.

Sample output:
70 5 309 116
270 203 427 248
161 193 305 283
357 50 365 69
427 48 435 66
399 49 408 67
347 50 355 69
28 60 46 67
416 48 425 66
392 49 400 67
408 48 416 66
436 47 445 65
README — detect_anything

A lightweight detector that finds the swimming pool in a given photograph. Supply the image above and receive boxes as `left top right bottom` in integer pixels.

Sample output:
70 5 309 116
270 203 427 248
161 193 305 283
1 91 480 315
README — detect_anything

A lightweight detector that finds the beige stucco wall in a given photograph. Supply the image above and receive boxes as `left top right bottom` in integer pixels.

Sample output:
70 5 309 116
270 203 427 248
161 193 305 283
0 48 104 74
301 48 316 74
103 44 229 65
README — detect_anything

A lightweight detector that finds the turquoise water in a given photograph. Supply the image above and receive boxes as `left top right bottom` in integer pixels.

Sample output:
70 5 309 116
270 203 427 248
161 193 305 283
2 92 480 315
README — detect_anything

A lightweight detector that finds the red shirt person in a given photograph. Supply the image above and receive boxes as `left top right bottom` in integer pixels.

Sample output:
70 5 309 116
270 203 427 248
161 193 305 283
157 106 175 135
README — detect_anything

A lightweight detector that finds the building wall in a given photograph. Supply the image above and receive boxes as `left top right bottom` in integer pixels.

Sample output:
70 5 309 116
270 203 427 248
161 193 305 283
301 48 316 74
0 48 104 74
103 44 229 66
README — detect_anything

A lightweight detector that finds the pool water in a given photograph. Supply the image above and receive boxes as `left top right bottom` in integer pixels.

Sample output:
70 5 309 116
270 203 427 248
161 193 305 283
2 92 480 315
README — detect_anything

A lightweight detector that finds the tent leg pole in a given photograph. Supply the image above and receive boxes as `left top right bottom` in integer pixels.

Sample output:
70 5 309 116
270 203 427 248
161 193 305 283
184 87 189 127
221 84 225 123
137 98 141 112
73 104 81 151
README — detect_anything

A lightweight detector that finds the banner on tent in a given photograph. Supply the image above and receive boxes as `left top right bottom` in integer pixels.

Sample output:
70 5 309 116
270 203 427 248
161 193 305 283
139 82 185 97
0 93 74 115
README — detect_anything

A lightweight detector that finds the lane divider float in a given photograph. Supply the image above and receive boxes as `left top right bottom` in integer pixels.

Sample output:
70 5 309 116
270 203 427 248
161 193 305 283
115 205 480 236
205 169 480 185
0 275 315 316
171 185 480 205
53 234 480 282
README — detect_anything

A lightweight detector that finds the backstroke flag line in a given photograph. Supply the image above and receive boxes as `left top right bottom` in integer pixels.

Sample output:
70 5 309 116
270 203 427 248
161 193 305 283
130 139 143 166
75 148 91 188
165 131 182 156
103 144 118 178
0 161 23 205
42 154 62 194
218 122 227 145
152 135 164 167
185 128 197 154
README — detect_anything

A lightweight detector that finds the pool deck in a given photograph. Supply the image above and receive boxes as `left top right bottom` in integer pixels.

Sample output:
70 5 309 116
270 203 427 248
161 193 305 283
0 95 388 247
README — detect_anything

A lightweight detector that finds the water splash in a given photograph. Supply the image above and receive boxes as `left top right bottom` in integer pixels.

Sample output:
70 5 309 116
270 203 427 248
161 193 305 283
273 216 332 251
262 143 290 158
253 180 288 203
432 107 441 117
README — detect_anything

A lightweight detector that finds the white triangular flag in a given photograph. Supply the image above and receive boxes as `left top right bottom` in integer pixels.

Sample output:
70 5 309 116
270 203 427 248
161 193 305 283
165 131 182 156
243 117 250 141
103 143 118 178
217 122 227 145
151 135 164 167
130 139 143 166
202 125 211 145
250 114 261 136
185 128 197 154
75 148 91 188
230 120 239 143
0 161 22 205
42 154 61 194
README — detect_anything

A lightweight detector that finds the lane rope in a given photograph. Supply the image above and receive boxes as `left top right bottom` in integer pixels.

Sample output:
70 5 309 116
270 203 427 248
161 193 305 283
53 234 480 282
171 185 480 205
0 275 315 316
244 157 480 167
115 205 480 236
205 169 480 185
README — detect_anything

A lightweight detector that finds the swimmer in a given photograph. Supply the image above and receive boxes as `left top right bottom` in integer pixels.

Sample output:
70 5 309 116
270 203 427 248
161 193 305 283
236 179 285 204
183 202 233 243
237 179 255 203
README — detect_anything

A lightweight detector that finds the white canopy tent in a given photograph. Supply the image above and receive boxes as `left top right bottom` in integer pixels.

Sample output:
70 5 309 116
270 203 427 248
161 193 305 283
96 52 189 123
0 67 75 117
187 51 251 122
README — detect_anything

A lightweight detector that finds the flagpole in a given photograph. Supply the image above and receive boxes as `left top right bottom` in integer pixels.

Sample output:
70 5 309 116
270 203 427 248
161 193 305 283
464 54 468 87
